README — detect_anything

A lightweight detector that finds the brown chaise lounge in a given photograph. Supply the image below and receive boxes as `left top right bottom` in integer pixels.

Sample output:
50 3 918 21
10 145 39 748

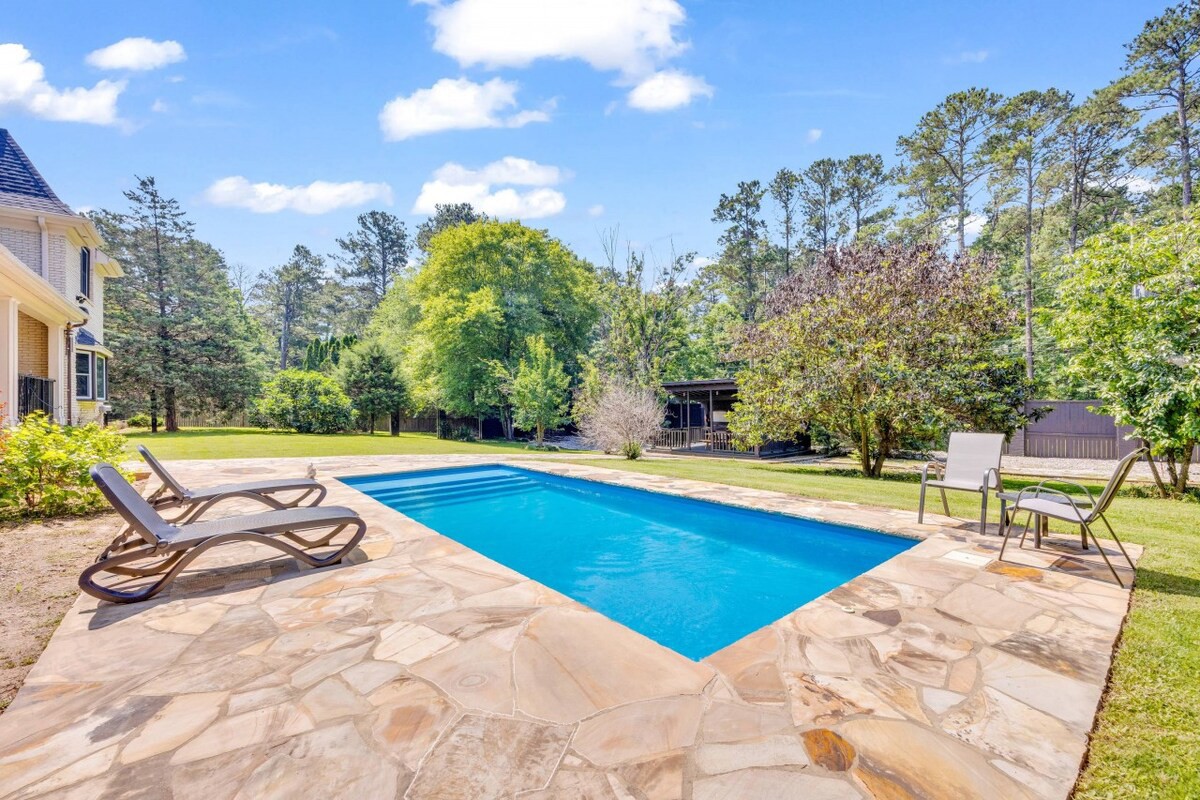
81 463 365 604
138 445 327 523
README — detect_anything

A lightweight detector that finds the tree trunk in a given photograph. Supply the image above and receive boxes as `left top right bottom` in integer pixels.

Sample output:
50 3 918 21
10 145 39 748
1175 443 1194 494
536 423 544 445
164 386 178 432
858 421 872 476
1179 66 1193 208
150 389 159 434
1023 165 1036 381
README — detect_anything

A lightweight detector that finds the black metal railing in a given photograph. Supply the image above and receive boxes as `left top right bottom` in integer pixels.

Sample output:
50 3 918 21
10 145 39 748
17 375 56 419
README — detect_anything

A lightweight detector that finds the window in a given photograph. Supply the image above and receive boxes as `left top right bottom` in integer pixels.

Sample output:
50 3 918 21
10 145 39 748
95 356 107 400
79 248 91 299
75 352 92 399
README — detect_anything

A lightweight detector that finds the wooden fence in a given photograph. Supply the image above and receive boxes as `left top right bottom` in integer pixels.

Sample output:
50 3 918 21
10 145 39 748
1008 400 1142 460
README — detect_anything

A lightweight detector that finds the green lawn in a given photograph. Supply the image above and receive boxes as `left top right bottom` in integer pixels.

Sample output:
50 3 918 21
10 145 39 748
564 456 1200 800
121 427 535 460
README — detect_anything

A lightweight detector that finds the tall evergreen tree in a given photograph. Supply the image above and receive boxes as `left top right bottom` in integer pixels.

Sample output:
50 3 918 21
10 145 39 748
898 88 1003 253
767 169 802 277
96 177 260 432
1115 0 1200 207
799 159 846 250
1057 91 1137 252
253 246 326 369
711 180 768 321
415 203 484 255
335 211 410 312
840 154 893 240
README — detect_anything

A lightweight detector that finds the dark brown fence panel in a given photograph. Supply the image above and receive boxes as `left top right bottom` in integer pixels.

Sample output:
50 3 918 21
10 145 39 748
1015 400 1145 460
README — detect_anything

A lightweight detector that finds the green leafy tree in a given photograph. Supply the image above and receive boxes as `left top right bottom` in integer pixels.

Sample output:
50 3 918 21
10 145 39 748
338 339 407 433
1052 216 1200 495
411 220 598 438
711 181 769 321
730 242 1032 476
415 203 484 255
254 369 353 433
96 177 261 432
986 88 1073 380
498 335 570 445
253 245 326 369
336 211 411 316
1114 0 1200 207
898 88 1003 253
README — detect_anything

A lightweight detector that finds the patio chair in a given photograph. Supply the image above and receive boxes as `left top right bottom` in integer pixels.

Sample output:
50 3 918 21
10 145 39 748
999 447 1146 587
138 445 327 524
917 432 1005 534
81 463 366 604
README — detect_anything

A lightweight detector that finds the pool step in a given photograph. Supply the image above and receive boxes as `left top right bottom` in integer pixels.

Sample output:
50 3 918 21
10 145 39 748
371 474 541 508
396 481 543 512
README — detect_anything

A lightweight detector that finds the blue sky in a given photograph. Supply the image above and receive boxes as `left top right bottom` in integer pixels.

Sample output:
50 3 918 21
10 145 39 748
0 0 1165 276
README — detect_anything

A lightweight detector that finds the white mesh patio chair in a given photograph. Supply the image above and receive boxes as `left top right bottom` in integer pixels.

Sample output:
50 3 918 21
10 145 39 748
999 447 1146 587
918 432 1005 534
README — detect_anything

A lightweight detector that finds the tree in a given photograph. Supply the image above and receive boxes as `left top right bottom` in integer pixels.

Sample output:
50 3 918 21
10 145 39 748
578 380 664 459
986 88 1072 380
1052 216 1200 496
336 211 410 313
730 243 1032 477
841 154 893 240
711 181 768 321
415 203 484 256
96 177 260 432
799 158 845 250
253 246 326 369
338 339 407 433
1115 0 1200 207
254 369 353 433
768 169 802 276
590 231 696 389
1057 91 1138 252
303 334 358 372
499 335 570 445
898 88 1003 253
411 220 598 438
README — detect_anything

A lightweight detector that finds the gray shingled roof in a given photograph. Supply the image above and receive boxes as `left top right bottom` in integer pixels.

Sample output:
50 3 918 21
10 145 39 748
0 129 76 216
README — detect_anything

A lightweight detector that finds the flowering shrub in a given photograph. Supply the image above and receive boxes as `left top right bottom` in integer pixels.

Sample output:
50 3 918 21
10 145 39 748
0 412 129 518
254 370 354 434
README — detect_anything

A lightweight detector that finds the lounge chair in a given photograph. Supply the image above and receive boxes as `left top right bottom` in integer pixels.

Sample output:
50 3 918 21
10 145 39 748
999 447 1146 587
81 463 366 604
138 445 326 523
918 432 1005 534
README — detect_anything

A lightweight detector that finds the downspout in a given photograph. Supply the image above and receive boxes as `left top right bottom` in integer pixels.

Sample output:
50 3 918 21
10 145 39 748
36 216 49 280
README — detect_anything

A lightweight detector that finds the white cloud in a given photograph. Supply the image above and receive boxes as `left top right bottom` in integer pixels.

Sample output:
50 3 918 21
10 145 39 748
421 0 687 77
203 176 393 214
1116 175 1161 195
692 255 716 269
627 70 712 111
412 156 567 219
0 44 125 126
944 49 989 65
588 204 605 217
150 98 169 113
417 0 709 113
806 128 823 143
379 77 549 140
86 38 186 71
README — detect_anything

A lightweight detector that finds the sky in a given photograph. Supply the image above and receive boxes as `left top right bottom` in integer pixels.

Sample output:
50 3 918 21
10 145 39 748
0 0 1167 277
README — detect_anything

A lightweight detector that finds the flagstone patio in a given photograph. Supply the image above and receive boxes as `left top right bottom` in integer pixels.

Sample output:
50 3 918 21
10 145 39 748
0 455 1138 799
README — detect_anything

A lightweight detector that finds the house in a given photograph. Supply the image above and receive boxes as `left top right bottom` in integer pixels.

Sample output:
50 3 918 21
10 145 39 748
0 129 122 426
653 378 809 458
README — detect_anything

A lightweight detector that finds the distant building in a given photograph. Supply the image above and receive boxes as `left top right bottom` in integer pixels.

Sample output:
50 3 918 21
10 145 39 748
654 378 809 458
0 129 122 425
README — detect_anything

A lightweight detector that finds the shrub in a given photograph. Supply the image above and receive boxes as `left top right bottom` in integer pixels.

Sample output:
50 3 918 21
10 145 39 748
578 381 664 459
254 370 354 434
0 412 129 518
126 412 151 428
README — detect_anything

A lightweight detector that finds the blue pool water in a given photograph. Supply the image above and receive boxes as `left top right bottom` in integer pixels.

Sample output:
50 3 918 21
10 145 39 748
343 465 913 660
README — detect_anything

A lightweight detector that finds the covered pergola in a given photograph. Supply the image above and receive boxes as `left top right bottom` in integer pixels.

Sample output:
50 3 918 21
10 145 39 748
655 378 808 458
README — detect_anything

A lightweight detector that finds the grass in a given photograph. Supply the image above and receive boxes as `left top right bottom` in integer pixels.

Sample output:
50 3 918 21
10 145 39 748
120 427 537 460
565 456 1200 800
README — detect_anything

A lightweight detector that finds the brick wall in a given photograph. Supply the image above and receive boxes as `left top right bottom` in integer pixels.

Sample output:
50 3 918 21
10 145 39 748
17 312 48 377
0 225 40 273
48 234 68 295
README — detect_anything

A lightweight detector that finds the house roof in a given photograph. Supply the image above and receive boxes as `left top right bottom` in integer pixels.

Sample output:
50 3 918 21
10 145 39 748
661 378 739 394
0 129 77 216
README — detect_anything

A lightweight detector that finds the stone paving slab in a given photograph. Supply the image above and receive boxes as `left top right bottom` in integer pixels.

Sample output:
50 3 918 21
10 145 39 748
0 455 1139 799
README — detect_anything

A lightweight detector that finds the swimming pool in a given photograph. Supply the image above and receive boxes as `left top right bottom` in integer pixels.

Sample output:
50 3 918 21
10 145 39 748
343 465 914 660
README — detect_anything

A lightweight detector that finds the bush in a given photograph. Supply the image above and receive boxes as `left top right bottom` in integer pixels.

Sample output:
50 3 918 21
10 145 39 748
578 381 664 460
441 423 477 442
126 412 150 428
254 370 354 434
0 412 129 518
